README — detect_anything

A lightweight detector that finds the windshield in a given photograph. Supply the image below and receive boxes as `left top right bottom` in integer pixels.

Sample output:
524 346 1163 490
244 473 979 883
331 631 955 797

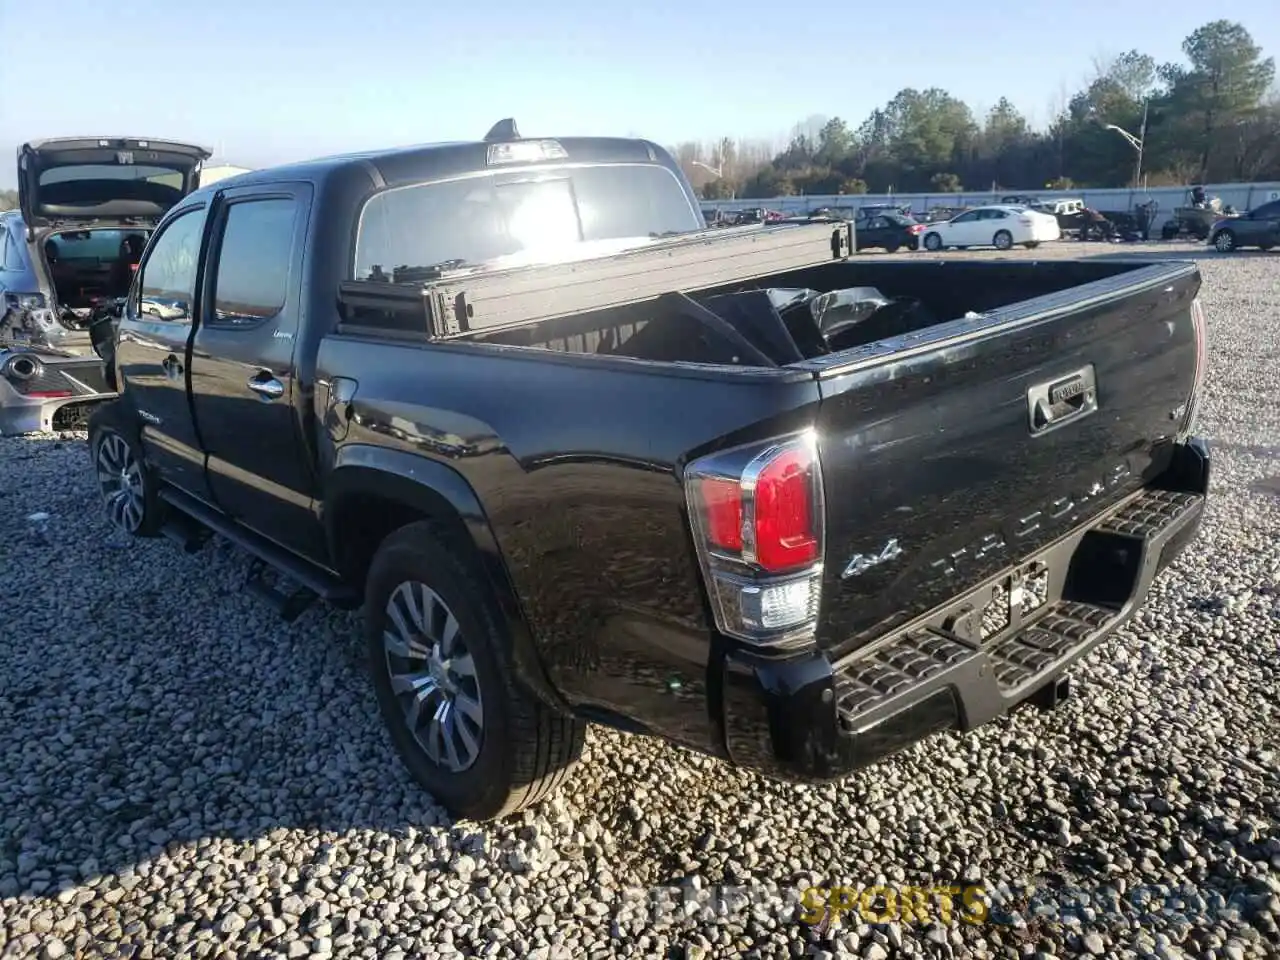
354 163 702 281
48 228 151 259
39 163 180 187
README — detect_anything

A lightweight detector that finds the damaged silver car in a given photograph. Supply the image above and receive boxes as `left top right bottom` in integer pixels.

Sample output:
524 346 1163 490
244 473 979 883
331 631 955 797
0 137 210 433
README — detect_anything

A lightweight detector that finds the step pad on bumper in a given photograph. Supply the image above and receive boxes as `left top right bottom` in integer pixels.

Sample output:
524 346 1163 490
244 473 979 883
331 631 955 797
832 487 1206 734
986 602 1116 691
1097 490 1201 538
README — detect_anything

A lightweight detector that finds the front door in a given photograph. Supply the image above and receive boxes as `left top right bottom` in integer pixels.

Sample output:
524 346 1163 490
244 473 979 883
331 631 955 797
115 202 213 499
187 182 325 561
947 210 982 245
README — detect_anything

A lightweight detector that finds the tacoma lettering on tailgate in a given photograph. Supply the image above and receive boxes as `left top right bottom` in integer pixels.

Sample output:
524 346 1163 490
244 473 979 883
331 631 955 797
928 460 1133 580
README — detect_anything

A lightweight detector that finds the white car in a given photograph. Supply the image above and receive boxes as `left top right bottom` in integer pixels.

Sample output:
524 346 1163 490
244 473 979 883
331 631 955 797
920 204 1060 252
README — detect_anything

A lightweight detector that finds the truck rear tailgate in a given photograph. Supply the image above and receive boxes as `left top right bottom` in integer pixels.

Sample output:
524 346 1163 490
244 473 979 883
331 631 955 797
810 261 1203 652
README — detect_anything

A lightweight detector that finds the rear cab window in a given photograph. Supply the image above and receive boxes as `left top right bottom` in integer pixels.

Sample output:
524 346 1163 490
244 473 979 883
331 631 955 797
354 163 701 282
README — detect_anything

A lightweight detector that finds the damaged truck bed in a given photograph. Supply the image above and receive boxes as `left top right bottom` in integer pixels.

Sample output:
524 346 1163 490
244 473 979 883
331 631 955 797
91 130 1210 821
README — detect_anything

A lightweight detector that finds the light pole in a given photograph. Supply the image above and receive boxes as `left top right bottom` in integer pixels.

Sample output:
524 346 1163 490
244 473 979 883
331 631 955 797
690 160 734 200
1103 98 1149 189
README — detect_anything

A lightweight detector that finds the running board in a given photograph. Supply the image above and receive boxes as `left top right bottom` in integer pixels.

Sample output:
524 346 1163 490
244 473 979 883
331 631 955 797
160 510 211 553
157 485 361 615
245 557 319 624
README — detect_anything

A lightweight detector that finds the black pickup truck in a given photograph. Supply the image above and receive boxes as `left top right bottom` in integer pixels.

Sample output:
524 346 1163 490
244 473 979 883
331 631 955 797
88 121 1211 821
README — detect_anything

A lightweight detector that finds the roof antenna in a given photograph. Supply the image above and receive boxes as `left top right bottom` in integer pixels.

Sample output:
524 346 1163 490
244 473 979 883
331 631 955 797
484 118 520 142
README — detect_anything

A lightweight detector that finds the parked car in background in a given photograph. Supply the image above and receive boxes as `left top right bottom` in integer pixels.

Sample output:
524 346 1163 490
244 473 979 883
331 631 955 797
90 121 1209 821
0 136 212 433
920 204 1060 251
1208 199 1280 252
924 204 970 223
855 212 924 252
856 202 914 222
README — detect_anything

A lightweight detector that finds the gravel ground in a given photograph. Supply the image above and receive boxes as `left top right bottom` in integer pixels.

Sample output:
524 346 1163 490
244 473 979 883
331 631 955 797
1 241 1278 960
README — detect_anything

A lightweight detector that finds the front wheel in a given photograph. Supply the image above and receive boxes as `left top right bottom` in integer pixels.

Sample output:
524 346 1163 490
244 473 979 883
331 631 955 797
1213 230 1236 253
993 230 1014 251
923 232 943 251
884 239 901 253
365 521 586 821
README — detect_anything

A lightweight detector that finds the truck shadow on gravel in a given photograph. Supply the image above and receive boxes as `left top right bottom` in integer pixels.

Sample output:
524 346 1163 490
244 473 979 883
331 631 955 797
3 435 1278 953
0 471 849 901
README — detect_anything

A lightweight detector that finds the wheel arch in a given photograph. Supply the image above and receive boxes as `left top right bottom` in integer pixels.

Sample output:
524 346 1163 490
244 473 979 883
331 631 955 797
325 444 570 712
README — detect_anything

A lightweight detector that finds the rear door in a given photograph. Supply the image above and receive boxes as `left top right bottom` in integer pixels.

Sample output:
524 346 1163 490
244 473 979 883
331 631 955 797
187 182 324 560
807 263 1202 651
115 201 213 499
860 216 889 248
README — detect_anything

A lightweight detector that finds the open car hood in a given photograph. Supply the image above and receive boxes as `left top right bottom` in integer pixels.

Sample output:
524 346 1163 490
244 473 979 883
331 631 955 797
18 137 212 229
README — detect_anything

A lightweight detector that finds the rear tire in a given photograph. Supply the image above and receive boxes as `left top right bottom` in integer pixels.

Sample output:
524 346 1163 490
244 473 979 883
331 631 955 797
365 521 586 821
87 405 164 537
1024 241 1040 249
924 232 942 251
993 230 1014 251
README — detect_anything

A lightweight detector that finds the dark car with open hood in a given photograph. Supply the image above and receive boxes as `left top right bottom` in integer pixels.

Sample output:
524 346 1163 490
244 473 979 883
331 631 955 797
0 137 210 433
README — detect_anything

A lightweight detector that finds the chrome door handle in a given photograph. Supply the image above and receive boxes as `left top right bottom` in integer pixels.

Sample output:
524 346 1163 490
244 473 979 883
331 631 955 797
247 376 284 400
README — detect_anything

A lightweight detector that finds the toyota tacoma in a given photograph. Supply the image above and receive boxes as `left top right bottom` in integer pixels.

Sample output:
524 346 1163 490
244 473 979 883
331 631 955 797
88 120 1211 820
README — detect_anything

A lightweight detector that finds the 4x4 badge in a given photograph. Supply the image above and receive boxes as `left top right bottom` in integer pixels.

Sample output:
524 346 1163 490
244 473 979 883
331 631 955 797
841 538 905 579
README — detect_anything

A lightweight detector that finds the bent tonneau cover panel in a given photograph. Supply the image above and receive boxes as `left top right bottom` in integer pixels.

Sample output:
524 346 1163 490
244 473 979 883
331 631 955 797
18 137 212 227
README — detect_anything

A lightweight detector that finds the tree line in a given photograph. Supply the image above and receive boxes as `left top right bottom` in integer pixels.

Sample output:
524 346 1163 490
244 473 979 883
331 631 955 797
673 20 1279 201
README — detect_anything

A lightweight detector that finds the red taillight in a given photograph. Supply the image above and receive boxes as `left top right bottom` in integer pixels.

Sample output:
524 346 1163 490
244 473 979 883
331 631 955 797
700 477 744 552
27 390 73 398
753 447 819 571
685 432 824 648
910 224 924 233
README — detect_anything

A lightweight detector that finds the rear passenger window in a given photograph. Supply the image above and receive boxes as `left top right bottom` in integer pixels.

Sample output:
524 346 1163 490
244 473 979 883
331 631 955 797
211 198 297 326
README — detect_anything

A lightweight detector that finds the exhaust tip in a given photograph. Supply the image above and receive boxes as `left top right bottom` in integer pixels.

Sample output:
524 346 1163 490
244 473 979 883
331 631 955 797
3 354 41 382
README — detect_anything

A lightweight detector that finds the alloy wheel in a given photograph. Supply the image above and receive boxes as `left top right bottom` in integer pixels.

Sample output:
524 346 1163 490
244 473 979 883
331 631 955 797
382 581 485 772
95 432 144 533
